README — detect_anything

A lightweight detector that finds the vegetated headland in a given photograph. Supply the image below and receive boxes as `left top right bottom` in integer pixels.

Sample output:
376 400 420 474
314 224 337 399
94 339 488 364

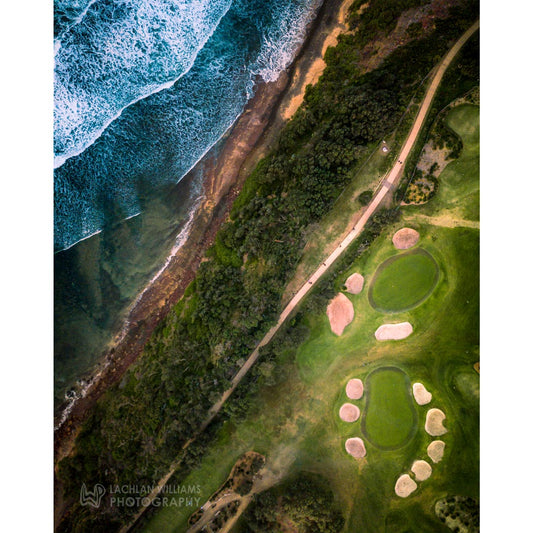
55 0 479 531
54 0 350 459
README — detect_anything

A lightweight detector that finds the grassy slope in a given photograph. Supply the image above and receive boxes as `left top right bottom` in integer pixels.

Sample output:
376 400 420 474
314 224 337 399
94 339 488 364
142 101 479 533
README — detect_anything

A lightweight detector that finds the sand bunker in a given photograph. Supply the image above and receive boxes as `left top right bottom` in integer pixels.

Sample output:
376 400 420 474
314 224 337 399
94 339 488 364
327 293 354 336
345 438 366 458
427 440 446 463
346 378 364 400
345 273 364 294
375 322 413 341
392 227 420 249
425 408 448 436
412 382 432 405
395 474 417 497
339 403 360 422
411 460 432 481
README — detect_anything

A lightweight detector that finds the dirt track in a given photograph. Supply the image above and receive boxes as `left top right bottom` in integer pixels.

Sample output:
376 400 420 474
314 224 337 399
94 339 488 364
121 21 479 531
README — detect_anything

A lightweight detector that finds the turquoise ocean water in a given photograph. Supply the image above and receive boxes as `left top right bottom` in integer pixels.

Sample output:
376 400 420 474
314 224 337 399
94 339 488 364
54 0 320 411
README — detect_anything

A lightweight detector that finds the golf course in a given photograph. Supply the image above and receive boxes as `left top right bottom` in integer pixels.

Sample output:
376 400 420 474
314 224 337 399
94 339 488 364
140 91 479 532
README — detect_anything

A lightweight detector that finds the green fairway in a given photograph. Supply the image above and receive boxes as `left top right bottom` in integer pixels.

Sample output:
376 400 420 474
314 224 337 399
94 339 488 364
361 367 417 449
368 249 439 312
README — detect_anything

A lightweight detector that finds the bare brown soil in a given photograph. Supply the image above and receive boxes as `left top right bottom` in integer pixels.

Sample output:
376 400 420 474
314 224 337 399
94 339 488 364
416 141 451 177
392 227 420 249
187 452 265 532
327 293 355 336
346 378 364 400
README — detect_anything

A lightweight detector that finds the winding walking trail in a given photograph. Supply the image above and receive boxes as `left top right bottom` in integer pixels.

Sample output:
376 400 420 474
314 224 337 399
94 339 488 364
121 21 479 532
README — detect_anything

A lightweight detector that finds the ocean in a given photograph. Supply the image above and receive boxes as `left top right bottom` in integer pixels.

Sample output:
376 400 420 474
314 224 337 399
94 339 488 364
54 0 320 410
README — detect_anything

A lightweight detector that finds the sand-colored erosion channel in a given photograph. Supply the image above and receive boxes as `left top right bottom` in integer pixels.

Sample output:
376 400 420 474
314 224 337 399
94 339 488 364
119 22 480 531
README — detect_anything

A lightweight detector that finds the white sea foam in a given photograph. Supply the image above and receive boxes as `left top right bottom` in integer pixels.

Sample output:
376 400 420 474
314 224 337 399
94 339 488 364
55 0 101 43
252 0 320 83
54 0 234 168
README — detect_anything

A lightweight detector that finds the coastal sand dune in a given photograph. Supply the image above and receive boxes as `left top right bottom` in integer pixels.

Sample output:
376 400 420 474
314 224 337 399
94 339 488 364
346 378 364 400
327 293 354 336
395 474 417 497
345 273 364 294
412 382 432 405
392 227 420 249
339 403 360 422
427 440 446 463
345 437 366 458
375 322 413 341
425 408 448 436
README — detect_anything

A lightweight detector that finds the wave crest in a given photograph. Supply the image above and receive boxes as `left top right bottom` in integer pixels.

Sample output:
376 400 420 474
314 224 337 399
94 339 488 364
54 0 233 168
251 0 319 83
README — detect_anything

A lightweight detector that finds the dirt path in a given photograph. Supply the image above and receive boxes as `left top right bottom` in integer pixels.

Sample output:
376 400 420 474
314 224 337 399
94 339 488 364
121 21 479 532
404 213 480 229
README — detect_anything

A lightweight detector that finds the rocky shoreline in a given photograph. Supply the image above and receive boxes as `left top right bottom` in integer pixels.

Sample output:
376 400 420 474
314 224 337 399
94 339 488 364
54 0 351 464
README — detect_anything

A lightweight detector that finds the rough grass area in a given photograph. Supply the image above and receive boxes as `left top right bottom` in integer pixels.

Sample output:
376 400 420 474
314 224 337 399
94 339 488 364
361 367 417 449
405 104 479 224
368 249 439 312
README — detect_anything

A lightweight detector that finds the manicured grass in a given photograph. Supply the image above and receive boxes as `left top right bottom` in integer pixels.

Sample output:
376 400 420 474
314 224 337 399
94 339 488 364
143 103 480 533
361 367 417 449
368 249 439 312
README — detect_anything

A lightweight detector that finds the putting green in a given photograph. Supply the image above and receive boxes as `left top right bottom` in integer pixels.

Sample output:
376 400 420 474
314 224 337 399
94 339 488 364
361 367 417 450
368 249 439 312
